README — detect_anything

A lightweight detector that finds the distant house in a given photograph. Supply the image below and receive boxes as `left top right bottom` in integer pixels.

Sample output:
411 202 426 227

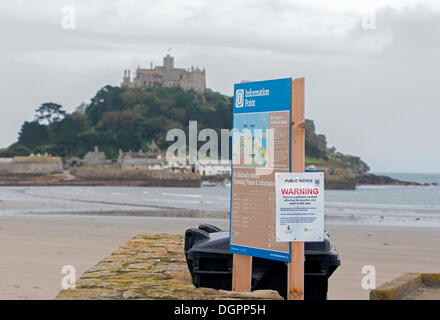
164 158 230 175
9 154 63 174
82 146 113 168
197 160 231 176
120 151 163 170
164 156 195 174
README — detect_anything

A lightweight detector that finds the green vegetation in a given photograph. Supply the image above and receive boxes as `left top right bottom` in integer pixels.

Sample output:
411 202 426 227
305 119 327 159
0 86 232 160
305 157 330 167
35 103 67 125
0 85 369 174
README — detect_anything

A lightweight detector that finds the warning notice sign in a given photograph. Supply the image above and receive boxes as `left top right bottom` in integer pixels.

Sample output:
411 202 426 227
275 172 324 242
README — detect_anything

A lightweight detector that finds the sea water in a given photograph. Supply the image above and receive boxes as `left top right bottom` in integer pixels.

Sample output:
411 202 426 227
0 173 439 227
324 172 440 226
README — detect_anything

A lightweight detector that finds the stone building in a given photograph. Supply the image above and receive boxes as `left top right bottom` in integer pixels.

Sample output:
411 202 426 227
163 155 196 174
197 160 231 176
4 154 63 174
121 54 206 93
82 146 114 168
120 151 163 170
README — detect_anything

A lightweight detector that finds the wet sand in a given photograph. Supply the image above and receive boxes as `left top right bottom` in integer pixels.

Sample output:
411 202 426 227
326 223 440 299
0 213 439 300
0 214 229 299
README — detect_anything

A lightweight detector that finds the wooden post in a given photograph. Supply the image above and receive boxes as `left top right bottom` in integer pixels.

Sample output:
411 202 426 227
288 77 305 300
230 80 255 294
232 254 252 292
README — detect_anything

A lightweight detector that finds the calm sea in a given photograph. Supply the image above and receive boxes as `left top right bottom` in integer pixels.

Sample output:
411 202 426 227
325 172 440 226
1 173 439 227
327 172 440 206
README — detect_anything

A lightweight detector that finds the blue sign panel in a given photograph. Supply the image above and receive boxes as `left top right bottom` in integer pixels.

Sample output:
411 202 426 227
233 78 292 113
229 78 292 263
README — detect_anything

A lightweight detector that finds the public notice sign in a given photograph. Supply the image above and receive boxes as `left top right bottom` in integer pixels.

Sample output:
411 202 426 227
229 78 292 262
275 172 324 242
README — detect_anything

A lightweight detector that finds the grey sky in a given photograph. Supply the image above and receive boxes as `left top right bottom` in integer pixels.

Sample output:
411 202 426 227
0 1 439 173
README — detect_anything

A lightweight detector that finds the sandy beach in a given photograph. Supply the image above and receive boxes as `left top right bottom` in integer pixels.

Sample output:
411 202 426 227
0 212 439 300
327 224 440 299
0 214 230 299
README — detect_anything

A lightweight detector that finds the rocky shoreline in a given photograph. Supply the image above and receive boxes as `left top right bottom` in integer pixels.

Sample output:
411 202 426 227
356 173 437 186
0 168 202 188
0 170 434 189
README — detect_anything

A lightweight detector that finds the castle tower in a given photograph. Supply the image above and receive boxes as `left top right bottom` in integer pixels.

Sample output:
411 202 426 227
122 54 206 93
163 54 174 70
121 69 131 88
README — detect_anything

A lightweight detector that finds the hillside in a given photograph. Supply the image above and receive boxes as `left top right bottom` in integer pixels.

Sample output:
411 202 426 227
0 85 369 175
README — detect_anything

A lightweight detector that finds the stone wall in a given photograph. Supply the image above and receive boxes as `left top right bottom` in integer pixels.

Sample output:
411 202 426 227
0 158 13 172
0 156 63 174
9 161 63 174
56 234 282 300
370 273 440 300
0 155 64 174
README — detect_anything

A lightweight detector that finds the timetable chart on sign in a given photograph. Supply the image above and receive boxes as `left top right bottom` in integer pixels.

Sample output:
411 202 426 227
230 108 291 260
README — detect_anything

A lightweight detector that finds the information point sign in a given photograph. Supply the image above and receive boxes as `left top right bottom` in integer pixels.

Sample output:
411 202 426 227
229 78 292 263
275 172 324 242
229 77 307 299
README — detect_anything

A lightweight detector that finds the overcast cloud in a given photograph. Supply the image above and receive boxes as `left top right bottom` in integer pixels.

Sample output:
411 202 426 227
0 0 439 172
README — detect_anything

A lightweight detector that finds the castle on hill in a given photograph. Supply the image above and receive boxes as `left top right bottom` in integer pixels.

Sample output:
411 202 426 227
121 54 206 93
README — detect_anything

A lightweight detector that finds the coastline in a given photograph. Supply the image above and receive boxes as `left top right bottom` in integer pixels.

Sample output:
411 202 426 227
0 171 202 188
356 173 437 186
0 170 432 190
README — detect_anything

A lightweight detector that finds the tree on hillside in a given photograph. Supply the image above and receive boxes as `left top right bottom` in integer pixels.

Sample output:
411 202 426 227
5 85 368 171
50 113 89 157
0 143 32 157
18 121 49 149
86 85 123 125
35 103 67 125
305 119 328 159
